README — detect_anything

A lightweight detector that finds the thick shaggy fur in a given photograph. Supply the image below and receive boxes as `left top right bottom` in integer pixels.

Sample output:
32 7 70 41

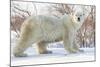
13 12 85 57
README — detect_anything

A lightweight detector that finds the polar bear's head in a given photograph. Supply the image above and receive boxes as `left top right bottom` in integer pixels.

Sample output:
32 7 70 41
73 6 89 24
74 11 86 24
69 10 87 30
68 10 87 30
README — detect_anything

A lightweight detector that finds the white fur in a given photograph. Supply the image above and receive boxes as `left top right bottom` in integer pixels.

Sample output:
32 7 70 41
13 11 86 57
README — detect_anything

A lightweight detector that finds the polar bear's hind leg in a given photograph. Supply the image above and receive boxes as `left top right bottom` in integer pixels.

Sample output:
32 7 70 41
37 41 52 54
13 22 34 57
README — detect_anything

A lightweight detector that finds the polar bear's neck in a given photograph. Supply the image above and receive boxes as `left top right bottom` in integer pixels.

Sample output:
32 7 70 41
61 14 82 30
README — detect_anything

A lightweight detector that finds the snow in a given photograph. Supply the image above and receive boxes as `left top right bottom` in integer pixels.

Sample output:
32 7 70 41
11 47 95 66
11 31 18 43
11 31 95 66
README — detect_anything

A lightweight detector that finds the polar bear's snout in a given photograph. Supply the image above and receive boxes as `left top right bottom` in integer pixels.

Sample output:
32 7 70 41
78 17 80 21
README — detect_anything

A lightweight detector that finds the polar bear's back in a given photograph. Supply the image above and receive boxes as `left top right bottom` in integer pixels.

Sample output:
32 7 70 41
36 15 64 42
25 15 63 42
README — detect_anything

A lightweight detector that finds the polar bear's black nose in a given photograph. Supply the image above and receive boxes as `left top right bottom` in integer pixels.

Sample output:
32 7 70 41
78 17 80 21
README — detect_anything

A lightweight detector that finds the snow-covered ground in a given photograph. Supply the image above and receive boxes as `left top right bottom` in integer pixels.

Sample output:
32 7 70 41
11 31 95 66
11 47 95 66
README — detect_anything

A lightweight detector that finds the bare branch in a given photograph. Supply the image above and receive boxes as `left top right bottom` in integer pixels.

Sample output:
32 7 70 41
13 6 31 16
32 2 37 16
12 8 26 18
11 22 20 37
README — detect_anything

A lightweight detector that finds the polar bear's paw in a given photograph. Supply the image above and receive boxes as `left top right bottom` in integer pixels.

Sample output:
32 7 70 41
68 49 78 53
40 50 52 54
68 49 84 54
78 49 84 53
14 53 28 57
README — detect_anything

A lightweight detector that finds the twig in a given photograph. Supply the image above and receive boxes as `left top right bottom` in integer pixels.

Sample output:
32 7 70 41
13 6 31 16
32 2 37 16
11 22 20 37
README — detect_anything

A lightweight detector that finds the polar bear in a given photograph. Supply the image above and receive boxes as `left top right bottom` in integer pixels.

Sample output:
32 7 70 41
13 11 86 57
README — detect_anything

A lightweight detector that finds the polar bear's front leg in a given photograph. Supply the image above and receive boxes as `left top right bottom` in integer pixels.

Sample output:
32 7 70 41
37 41 52 54
72 34 84 52
72 33 80 51
73 43 84 52
63 29 77 53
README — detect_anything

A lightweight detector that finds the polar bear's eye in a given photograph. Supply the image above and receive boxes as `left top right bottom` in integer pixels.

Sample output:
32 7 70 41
80 15 82 16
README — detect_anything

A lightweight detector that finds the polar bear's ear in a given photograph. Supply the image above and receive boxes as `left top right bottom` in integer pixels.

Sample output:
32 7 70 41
70 12 75 18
